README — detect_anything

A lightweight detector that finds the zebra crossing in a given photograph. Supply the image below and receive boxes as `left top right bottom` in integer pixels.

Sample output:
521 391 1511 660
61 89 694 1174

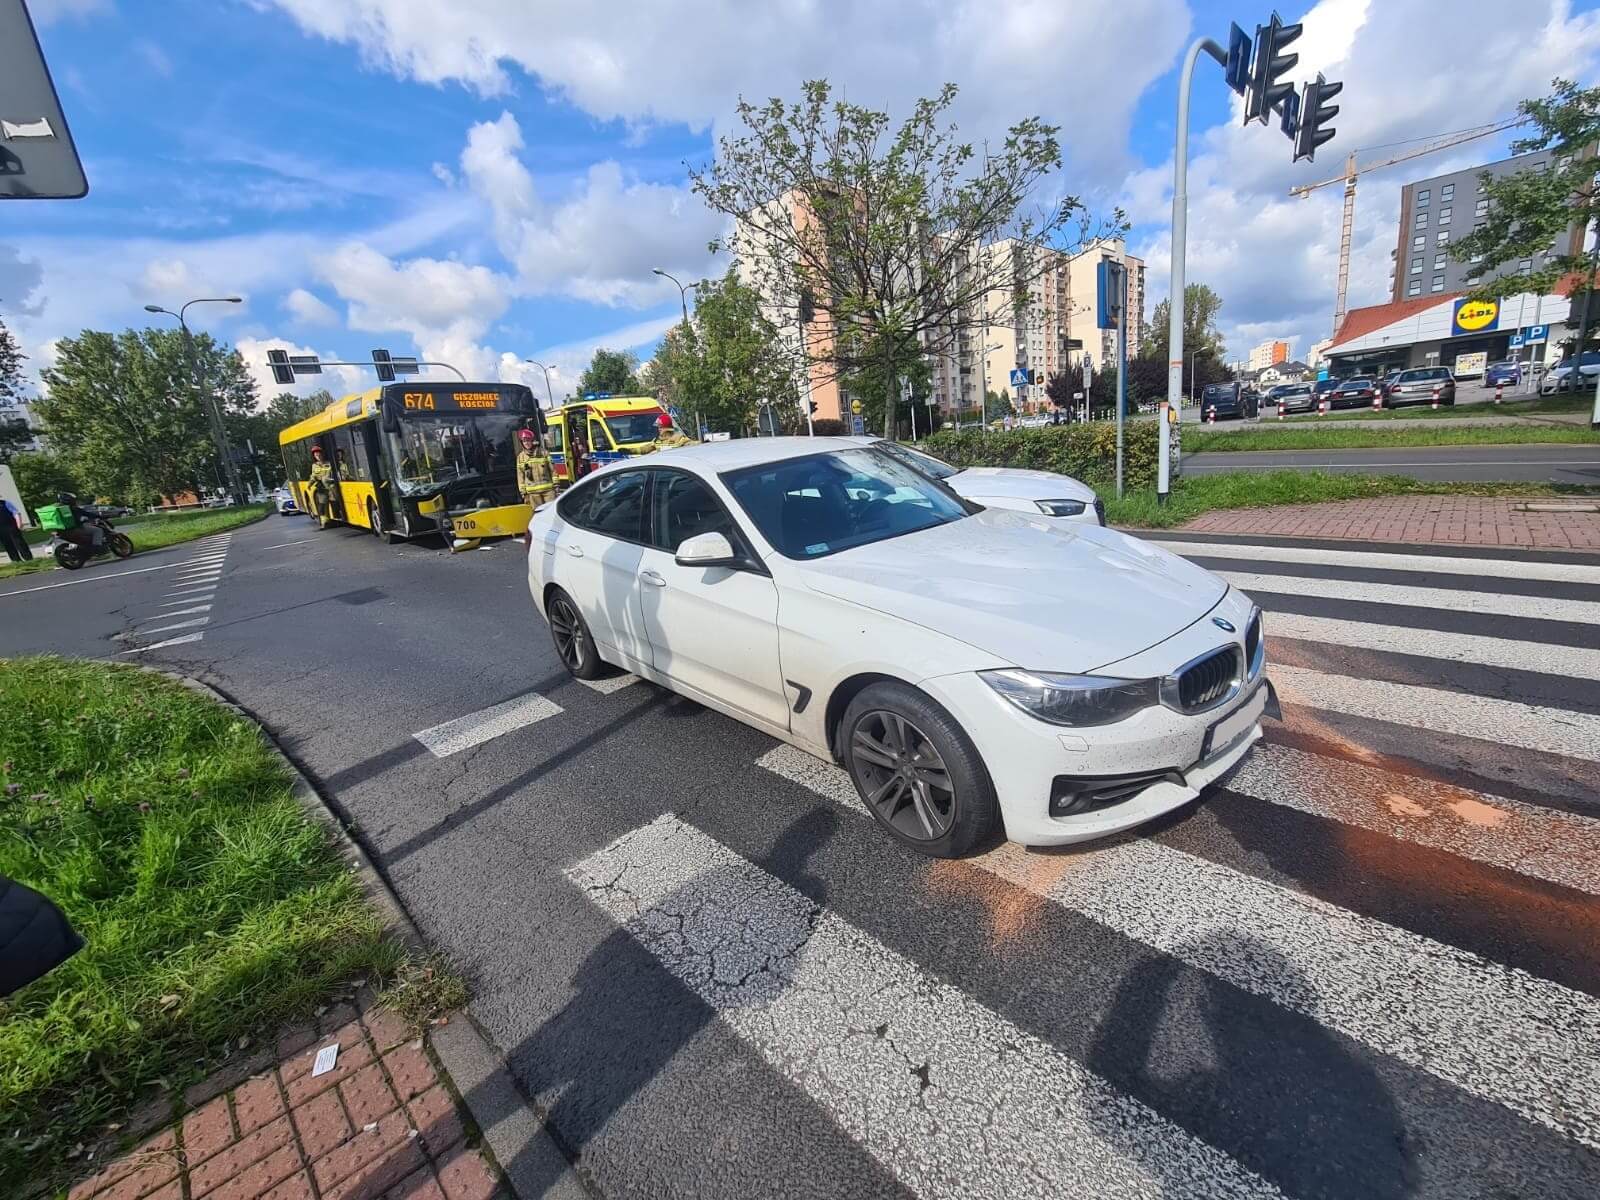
547 531 1600 1198
114 532 233 654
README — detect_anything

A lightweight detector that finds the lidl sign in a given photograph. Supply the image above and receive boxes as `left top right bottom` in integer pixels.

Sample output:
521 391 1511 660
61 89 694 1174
1451 298 1500 337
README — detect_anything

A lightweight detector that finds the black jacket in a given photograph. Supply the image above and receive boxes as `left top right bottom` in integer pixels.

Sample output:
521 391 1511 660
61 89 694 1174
0 874 83 998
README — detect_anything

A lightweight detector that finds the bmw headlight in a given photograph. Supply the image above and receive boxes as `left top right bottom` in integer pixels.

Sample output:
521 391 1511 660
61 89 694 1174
1035 499 1088 517
980 669 1159 728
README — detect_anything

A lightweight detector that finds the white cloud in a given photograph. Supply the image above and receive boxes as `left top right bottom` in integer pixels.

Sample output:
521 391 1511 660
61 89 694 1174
29 0 110 23
233 336 368 404
1129 0 1600 361
523 312 678 399
134 39 174 77
284 288 339 327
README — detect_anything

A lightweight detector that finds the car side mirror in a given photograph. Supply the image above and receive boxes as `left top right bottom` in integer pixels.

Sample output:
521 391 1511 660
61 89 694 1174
675 531 740 568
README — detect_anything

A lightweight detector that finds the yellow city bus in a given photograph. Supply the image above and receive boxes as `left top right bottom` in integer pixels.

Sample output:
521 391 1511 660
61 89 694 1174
278 382 544 544
546 396 667 483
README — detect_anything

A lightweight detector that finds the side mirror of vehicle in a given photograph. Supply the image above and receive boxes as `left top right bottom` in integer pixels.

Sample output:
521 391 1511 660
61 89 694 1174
675 531 741 568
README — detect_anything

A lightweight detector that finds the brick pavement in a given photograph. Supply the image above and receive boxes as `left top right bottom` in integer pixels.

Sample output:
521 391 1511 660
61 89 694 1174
66 1004 506 1200
1177 495 1600 549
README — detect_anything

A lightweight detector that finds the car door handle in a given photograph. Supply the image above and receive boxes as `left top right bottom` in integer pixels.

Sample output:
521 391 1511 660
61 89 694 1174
564 544 584 558
640 570 666 587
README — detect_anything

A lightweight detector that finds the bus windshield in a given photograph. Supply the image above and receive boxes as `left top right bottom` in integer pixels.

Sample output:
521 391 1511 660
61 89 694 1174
387 412 522 495
603 410 664 446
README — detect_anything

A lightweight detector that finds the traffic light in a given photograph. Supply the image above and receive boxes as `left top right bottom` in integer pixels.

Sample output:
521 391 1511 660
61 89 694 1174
1294 73 1342 162
1224 22 1252 96
371 348 395 383
1244 12 1301 126
267 349 293 386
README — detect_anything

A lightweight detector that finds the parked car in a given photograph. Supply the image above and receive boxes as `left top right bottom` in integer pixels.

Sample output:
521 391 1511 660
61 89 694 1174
1540 350 1600 394
1484 361 1521 388
528 439 1272 857
1273 384 1317 414
1263 384 1296 408
1310 378 1342 406
1383 366 1456 407
850 437 1104 526
1200 382 1258 420
1328 377 1382 409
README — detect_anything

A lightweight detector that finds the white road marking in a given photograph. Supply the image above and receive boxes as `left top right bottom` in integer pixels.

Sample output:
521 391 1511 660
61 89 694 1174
577 673 641 694
1225 743 1600 897
260 538 316 550
570 815 1283 1200
164 586 216 599
1221 570 1600 625
756 748 1600 1150
412 691 564 758
0 557 228 597
1265 611 1600 681
1150 540 1600 586
153 604 212 618
116 617 210 639
118 632 204 655
1272 662 1600 762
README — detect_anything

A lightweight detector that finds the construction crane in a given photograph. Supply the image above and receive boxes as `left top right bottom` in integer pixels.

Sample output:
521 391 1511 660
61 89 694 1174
1290 116 1527 336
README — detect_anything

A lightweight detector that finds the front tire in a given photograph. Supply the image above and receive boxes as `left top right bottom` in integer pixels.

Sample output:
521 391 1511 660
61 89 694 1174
546 587 605 679
109 533 133 559
366 500 395 544
841 682 1000 858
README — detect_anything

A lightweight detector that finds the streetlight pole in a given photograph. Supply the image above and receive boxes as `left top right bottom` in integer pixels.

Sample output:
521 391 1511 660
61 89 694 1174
652 268 695 324
523 359 556 410
145 296 246 505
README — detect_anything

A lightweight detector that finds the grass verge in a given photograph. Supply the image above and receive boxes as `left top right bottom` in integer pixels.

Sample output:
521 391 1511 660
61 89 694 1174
1304 394 1592 422
2 505 272 582
1101 470 1600 529
1183 423 1600 452
0 659 440 1191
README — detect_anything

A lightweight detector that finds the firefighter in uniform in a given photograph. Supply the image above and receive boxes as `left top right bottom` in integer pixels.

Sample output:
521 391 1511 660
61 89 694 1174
515 426 555 506
308 444 336 527
653 411 694 450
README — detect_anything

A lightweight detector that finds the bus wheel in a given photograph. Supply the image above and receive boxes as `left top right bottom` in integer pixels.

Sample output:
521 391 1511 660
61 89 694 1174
367 500 393 544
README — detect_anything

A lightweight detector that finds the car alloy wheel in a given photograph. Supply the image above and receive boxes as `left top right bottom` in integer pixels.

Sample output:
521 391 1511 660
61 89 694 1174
546 588 605 679
850 709 956 842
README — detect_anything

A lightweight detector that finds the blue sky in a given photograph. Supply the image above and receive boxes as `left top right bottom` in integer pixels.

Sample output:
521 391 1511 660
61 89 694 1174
4 0 1598 401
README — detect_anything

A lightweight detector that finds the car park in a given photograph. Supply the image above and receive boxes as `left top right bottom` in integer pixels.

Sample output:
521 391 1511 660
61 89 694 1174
1327 376 1382 409
850 437 1104 526
1383 366 1456 408
1200 381 1258 420
528 438 1271 857
1484 361 1521 388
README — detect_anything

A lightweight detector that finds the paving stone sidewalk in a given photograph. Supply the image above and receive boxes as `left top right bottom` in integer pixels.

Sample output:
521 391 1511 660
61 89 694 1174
65 1002 506 1200
1176 495 1600 549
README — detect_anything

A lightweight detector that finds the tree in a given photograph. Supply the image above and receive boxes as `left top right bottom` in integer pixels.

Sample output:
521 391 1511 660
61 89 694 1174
1453 79 1600 354
692 80 1123 438
34 327 257 507
233 390 334 488
0 317 24 408
838 334 932 437
578 349 644 397
1142 284 1227 364
651 270 804 436
10 450 80 514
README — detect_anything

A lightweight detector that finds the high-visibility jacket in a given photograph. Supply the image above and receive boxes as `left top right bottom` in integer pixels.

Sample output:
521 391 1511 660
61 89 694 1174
310 461 334 485
517 449 555 500
654 430 694 450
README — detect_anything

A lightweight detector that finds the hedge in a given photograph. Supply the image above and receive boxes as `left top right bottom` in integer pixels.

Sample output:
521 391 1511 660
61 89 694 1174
922 421 1161 489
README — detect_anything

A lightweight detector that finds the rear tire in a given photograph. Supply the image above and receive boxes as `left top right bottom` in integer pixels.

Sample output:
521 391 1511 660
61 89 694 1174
546 587 605 680
841 682 1000 858
53 542 85 570
109 533 133 559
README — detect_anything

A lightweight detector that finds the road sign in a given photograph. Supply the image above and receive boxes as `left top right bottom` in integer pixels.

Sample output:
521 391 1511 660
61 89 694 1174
1510 334 1525 350
1009 368 1030 388
1525 324 1549 344
850 398 862 415
0 1 88 199
850 415 865 435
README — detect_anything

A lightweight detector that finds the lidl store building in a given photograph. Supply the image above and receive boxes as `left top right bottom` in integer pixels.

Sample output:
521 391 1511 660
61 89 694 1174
1323 290 1569 380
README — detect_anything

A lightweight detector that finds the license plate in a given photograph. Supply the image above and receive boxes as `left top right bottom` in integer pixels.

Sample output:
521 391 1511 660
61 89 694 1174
1203 685 1266 761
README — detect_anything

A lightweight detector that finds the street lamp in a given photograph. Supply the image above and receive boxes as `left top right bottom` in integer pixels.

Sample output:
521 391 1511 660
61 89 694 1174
651 268 696 323
979 341 1003 433
523 359 557 410
144 296 246 504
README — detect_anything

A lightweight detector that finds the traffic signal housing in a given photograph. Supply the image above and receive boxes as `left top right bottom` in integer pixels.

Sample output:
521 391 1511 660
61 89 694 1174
371 348 395 383
1244 13 1301 126
1295 74 1342 162
267 349 293 386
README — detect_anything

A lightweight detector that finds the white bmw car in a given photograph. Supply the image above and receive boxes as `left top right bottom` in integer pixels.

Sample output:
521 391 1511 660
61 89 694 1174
527 438 1273 858
850 437 1104 524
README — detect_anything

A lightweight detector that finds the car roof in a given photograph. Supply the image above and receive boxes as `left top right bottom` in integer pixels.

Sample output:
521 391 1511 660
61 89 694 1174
650 436 870 472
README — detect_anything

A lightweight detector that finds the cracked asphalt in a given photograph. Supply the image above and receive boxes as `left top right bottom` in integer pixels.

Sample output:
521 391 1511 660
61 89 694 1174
4 511 1598 1199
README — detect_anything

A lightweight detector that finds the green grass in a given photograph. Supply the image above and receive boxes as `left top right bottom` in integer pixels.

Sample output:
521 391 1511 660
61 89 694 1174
1183 423 1600 453
0 660 418 1191
1 505 271 582
1100 471 1600 529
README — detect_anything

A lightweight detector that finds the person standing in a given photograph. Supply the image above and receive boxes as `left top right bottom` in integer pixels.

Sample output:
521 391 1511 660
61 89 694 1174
515 426 555 507
0 499 32 562
308 444 335 524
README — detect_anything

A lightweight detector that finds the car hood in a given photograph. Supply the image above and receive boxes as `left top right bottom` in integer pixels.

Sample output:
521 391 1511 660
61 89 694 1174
794 510 1227 673
947 467 1096 504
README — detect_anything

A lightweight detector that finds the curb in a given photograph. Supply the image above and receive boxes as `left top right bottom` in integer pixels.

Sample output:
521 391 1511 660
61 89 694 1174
154 669 595 1200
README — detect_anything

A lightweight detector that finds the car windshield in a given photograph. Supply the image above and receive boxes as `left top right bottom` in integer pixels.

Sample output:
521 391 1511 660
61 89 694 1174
1397 369 1447 382
1343 378 1374 388
603 410 665 445
1283 386 1311 397
873 439 959 480
1313 379 1340 392
1202 385 1234 399
723 447 970 560
386 413 521 496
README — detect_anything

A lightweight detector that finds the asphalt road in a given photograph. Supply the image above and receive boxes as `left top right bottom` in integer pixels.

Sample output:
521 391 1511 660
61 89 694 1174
4 513 1599 1199
1181 440 1600 484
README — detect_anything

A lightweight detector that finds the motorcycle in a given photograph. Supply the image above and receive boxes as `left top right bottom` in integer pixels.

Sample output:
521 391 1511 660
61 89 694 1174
51 515 134 571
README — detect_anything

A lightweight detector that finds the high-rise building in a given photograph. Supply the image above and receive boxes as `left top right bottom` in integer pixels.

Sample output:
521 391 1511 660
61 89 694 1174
1248 339 1291 371
1388 148 1588 302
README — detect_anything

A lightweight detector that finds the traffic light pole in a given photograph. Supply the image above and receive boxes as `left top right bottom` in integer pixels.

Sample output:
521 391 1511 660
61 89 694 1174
1162 36 1228 507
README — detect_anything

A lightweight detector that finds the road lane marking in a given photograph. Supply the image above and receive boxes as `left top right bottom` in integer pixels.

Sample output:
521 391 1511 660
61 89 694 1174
153 604 212 618
1225 743 1600 897
260 538 317 550
756 747 1600 1150
0 556 231 597
1150 542 1600 585
164 586 216 599
1221 570 1600 625
118 632 204 655
1272 663 1600 762
577 673 641 694
1265 612 1600 681
570 815 1284 1200
412 692 564 758
116 617 210 639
